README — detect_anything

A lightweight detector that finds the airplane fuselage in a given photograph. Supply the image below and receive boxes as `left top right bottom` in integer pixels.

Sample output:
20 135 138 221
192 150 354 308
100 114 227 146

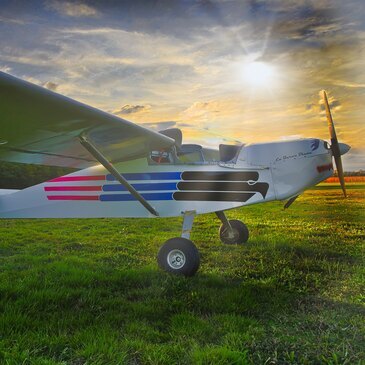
0 137 344 218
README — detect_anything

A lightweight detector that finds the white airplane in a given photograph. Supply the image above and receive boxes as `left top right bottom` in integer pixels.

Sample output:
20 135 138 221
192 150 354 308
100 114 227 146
0 72 350 276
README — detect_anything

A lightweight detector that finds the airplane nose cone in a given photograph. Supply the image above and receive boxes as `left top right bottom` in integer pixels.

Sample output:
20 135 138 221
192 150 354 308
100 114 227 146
338 142 351 155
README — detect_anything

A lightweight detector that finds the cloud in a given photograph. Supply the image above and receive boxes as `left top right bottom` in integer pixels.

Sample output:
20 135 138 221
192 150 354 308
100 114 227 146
43 81 58 91
181 101 222 122
58 26 195 67
264 1 343 42
0 66 11 73
306 99 333 119
331 80 365 89
318 92 342 114
46 1 99 17
23 76 42 85
0 15 26 25
113 104 150 115
141 121 177 131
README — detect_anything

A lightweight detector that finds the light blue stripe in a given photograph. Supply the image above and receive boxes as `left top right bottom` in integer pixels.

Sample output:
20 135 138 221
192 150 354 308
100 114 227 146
103 182 177 192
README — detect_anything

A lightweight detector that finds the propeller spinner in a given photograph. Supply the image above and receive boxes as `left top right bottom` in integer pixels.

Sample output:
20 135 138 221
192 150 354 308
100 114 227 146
321 90 350 197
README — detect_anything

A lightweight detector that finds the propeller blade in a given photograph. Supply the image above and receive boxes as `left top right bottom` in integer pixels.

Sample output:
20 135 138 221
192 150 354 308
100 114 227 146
321 90 347 197
322 90 337 141
334 154 347 197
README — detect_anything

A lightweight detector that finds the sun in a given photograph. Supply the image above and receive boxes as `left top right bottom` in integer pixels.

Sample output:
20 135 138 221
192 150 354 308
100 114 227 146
241 61 277 88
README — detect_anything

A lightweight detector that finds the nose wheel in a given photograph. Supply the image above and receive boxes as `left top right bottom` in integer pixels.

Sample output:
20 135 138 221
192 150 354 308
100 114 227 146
157 237 200 276
157 211 200 276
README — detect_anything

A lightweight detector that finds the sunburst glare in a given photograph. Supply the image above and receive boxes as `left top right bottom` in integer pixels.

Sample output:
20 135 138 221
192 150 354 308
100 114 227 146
241 61 279 89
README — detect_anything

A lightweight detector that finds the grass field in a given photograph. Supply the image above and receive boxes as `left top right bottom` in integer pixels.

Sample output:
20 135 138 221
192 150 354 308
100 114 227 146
0 184 364 364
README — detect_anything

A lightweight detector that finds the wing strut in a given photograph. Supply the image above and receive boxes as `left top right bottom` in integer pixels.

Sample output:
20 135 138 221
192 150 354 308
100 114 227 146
79 135 159 216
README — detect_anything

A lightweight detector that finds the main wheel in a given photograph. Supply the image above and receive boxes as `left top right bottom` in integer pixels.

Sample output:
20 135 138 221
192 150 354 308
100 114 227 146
157 237 200 276
219 219 249 244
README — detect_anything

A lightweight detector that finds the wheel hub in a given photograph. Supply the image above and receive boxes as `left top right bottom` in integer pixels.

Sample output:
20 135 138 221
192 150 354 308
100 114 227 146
167 249 186 269
222 227 239 242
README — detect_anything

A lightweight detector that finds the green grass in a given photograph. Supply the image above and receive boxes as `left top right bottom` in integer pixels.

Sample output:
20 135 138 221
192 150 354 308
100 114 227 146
0 185 364 364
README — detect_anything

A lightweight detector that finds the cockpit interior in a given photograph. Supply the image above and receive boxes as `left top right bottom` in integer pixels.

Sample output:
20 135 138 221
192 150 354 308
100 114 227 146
149 128 242 165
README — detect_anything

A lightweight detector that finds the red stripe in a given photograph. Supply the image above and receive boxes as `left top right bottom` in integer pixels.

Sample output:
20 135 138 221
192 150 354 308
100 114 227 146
45 186 102 191
47 195 99 201
49 175 105 182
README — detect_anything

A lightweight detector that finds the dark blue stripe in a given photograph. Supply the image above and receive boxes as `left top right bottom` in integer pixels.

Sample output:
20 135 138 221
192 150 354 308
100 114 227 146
100 192 173 201
106 172 181 181
102 183 177 192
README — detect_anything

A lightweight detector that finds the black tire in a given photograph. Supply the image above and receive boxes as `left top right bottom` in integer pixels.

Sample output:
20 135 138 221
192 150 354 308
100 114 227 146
157 237 200 276
219 219 249 244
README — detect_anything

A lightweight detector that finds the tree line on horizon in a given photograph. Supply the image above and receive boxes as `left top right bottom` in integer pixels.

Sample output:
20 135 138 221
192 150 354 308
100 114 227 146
0 161 75 189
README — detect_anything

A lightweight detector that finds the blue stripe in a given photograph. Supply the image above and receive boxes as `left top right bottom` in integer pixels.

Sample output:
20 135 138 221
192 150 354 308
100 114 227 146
103 182 177 192
100 192 173 202
106 172 181 181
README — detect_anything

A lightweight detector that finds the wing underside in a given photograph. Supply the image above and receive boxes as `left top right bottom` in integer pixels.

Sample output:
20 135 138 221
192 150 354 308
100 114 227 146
0 72 174 168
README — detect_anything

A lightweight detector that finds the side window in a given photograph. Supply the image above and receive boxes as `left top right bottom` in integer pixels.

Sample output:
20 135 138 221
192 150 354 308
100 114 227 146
177 150 203 163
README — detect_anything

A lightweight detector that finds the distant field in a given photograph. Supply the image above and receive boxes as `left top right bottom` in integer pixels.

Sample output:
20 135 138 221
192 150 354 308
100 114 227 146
0 185 364 364
313 181 365 190
325 176 365 183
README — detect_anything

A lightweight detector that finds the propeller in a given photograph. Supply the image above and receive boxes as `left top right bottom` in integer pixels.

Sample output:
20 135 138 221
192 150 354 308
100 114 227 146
321 90 349 197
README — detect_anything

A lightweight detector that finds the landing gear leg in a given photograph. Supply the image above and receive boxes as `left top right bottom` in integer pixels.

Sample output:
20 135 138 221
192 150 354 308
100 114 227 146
216 211 249 244
157 211 200 276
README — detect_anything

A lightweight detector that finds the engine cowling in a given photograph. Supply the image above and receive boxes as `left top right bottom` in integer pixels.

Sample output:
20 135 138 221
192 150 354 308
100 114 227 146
235 139 333 200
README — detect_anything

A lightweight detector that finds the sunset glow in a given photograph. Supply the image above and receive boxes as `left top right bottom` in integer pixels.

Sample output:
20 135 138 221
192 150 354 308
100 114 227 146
0 0 364 170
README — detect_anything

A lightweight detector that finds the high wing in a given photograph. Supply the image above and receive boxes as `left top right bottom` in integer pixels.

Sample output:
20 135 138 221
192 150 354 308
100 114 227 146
0 72 175 169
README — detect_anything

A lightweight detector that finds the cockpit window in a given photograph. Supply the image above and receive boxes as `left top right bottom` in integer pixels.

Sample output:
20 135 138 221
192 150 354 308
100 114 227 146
150 149 173 164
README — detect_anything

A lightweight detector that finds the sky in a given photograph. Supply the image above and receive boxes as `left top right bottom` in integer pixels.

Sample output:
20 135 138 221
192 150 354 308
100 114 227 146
0 0 364 170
